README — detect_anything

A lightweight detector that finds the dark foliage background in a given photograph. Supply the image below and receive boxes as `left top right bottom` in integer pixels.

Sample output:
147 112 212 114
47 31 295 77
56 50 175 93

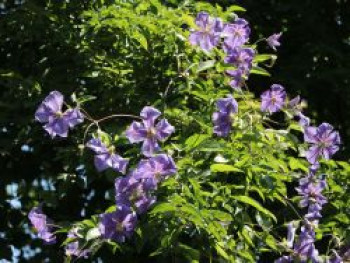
0 0 349 262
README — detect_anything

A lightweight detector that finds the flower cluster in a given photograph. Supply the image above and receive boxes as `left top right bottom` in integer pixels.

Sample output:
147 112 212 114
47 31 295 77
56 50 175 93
98 154 176 242
190 12 284 138
31 93 176 257
90 107 175 243
273 91 341 263
189 11 342 263
190 12 280 91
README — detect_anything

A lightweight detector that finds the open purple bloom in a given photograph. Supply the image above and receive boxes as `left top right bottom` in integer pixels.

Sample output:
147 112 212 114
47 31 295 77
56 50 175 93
304 123 341 164
133 154 177 188
296 175 327 210
35 91 84 138
267 32 282 51
213 95 238 137
86 138 128 174
222 18 250 50
224 47 255 74
115 175 156 214
189 12 223 51
65 228 90 258
226 69 244 89
125 106 175 157
261 84 287 113
28 206 56 244
99 205 137 242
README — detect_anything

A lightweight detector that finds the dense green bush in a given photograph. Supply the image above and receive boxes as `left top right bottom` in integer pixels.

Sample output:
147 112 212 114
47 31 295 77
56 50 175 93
0 1 348 262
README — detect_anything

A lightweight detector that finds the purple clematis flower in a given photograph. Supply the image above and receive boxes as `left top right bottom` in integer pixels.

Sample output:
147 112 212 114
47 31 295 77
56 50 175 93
189 12 223 51
115 175 156 214
222 18 250 50
224 47 255 74
86 138 128 174
226 69 244 89
35 91 84 138
305 203 323 221
296 175 327 209
133 154 177 188
125 106 175 157
261 84 287 113
304 123 341 164
267 32 282 51
65 228 90 258
28 206 56 244
99 205 137 242
213 95 238 137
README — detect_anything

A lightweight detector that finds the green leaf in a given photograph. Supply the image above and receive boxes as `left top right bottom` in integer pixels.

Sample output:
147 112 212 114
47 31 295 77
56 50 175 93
86 227 100 241
211 164 242 173
250 66 271 76
196 60 216 73
215 244 230 260
185 134 210 149
132 30 148 50
253 54 277 63
289 158 308 172
150 202 176 214
232 195 277 222
226 5 246 13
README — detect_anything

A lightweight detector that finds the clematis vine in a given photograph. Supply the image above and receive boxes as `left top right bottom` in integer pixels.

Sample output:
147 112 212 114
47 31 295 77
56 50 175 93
35 91 84 138
125 106 175 157
189 12 223 51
